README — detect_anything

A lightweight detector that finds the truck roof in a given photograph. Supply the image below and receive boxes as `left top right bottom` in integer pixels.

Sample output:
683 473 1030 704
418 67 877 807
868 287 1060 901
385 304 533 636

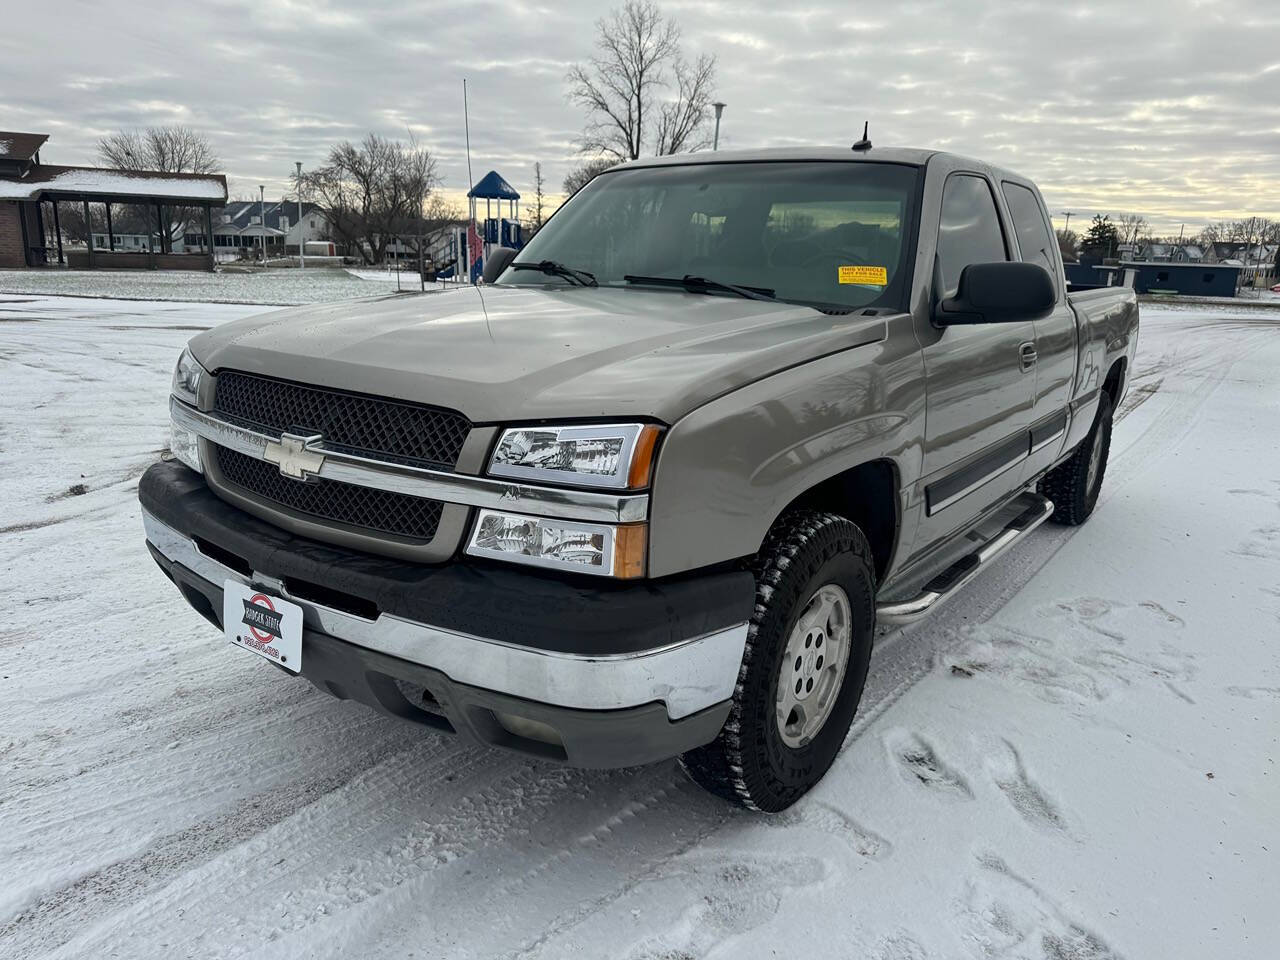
615 146 1031 185
622 146 937 168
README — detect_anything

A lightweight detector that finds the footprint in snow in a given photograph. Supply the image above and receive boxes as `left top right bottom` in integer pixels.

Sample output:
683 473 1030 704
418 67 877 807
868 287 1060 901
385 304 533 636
1225 685 1280 701
885 730 973 801
955 598 1197 714
953 851 1126 960
623 854 825 960
985 739 1069 836
873 931 930 960
768 798 893 860
1236 525 1280 562
1138 600 1185 627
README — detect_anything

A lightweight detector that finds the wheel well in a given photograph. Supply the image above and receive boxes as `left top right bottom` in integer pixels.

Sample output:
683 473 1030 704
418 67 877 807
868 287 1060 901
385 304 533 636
784 459 898 582
1103 357 1127 402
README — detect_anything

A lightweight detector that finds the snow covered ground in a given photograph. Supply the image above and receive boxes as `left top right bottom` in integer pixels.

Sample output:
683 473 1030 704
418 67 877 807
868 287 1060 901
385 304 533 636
1 293 1278 959
0 267 416 306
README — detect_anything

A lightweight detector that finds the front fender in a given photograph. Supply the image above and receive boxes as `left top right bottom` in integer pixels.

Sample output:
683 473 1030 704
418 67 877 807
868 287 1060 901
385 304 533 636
647 330 926 578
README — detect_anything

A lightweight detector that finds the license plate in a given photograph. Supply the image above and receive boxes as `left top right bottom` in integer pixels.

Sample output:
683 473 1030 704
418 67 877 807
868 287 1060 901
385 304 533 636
223 580 303 673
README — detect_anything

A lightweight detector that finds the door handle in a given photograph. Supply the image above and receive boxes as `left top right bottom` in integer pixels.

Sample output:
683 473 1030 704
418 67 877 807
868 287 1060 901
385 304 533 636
1019 342 1038 371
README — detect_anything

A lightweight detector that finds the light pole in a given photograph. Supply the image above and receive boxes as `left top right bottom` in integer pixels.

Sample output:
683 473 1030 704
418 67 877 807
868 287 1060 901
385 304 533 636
1059 211 1074 234
712 102 726 151
258 184 266 264
295 162 305 270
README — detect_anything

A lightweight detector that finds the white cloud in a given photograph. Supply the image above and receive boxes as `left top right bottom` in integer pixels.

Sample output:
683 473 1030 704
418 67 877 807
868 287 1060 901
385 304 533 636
2 0 1277 232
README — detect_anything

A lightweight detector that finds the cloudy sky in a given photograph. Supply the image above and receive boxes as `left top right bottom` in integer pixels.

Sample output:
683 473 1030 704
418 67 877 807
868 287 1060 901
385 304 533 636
4 0 1278 234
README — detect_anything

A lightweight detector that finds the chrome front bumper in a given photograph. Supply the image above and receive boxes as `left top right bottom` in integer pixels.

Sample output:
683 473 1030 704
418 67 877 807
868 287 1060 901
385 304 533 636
143 509 747 721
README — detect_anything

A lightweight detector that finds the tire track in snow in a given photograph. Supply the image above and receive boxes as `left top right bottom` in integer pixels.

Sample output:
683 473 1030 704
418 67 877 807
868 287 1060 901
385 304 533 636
0 719 429 958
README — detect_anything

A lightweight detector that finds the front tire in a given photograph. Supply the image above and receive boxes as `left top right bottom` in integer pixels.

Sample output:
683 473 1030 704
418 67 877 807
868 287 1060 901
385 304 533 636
1040 390 1114 526
679 511 875 812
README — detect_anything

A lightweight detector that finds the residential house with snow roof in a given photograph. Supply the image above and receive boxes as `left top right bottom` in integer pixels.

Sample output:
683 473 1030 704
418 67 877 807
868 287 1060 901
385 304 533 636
184 199 329 260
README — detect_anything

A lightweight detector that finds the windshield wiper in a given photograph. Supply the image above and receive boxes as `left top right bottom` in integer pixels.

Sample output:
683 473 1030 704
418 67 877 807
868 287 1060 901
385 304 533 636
624 274 776 302
510 260 597 287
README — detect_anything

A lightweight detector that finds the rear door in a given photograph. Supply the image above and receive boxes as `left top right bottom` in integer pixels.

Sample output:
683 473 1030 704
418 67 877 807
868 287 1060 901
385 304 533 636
1001 180 1077 477
912 172 1037 549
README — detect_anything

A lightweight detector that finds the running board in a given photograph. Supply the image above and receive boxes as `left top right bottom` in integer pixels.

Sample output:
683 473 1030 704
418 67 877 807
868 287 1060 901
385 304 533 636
876 492 1054 626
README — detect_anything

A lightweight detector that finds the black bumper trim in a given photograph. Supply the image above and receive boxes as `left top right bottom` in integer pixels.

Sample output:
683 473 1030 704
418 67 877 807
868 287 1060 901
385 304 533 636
140 460 755 657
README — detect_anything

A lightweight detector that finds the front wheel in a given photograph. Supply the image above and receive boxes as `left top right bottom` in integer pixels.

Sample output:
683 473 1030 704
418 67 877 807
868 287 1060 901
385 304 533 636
1039 390 1114 526
679 511 875 812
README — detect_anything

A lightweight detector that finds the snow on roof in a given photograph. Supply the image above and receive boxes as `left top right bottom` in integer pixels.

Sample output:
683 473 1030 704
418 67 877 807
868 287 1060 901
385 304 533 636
0 165 227 202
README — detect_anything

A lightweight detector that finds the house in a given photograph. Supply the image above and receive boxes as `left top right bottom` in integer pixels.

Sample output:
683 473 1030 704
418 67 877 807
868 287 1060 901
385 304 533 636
1134 242 1205 263
183 199 328 259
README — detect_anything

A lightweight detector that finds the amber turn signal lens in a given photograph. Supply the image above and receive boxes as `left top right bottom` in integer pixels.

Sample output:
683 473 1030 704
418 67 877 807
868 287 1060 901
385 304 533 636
613 523 647 579
626 425 662 489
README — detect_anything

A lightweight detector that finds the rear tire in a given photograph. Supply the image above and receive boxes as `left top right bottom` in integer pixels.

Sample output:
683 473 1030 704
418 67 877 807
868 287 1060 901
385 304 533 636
1040 391 1113 525
679 511 875 812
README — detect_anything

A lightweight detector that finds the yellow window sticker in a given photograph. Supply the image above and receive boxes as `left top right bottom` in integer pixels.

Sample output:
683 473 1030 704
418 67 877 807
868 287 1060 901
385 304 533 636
838 265 888 286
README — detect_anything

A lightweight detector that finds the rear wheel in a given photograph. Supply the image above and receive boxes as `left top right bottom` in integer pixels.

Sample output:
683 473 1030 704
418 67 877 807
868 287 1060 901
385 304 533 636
679 511 875 812
1040 390 1114 525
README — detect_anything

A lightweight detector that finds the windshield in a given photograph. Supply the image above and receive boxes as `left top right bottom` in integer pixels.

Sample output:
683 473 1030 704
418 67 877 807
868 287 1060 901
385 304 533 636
497 161 920 312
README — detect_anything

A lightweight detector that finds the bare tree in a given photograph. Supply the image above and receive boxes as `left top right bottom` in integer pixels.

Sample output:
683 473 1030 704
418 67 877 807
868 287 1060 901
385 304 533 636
567 1 716 161
97 126 220 175
562 155 617 197
301 133 439 264
95 125 221 250
1115 213 1148 248
655 53 717 154
529 162 549 234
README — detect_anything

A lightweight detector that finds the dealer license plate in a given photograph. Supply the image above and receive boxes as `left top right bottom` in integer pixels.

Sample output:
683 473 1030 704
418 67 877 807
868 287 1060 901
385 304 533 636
223 580 303 673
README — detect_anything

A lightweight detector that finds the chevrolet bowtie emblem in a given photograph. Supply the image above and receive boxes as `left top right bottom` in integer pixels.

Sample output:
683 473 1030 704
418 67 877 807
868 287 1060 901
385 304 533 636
263 433 325 482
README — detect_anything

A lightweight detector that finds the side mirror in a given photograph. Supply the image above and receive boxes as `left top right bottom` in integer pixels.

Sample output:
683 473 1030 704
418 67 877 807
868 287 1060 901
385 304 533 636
935 261 1055 325
482 246 518 284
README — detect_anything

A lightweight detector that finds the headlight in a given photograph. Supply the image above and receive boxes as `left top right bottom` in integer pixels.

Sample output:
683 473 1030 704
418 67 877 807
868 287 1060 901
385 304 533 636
488 423 660 489
466 509 646 578
169 347 205 473
171 347 204 406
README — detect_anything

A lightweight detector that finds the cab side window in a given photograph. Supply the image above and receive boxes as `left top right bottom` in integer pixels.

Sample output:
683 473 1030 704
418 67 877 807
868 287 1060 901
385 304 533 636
1002 181 1058 286
936 174 1008 300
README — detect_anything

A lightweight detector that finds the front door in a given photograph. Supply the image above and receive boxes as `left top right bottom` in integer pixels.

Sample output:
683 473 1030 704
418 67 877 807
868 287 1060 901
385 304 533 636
912 173 1037 553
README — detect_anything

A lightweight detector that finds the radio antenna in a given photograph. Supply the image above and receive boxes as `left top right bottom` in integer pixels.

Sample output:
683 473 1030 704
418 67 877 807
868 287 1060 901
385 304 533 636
852 121 872 152
463 78 475 192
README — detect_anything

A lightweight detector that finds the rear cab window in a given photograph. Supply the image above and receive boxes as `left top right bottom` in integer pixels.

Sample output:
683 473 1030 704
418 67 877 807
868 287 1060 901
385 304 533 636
1001 180 1060 292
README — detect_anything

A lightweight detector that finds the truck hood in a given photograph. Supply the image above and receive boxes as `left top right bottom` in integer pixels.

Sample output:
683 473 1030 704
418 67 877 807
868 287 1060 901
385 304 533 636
190 285 889 424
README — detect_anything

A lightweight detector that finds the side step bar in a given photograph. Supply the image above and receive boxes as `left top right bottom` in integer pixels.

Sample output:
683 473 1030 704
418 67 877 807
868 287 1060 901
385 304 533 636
876 493 1055 626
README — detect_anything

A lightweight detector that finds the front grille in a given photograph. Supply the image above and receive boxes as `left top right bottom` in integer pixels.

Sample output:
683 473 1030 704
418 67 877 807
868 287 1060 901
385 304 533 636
214 371 470 469
215 446 444 541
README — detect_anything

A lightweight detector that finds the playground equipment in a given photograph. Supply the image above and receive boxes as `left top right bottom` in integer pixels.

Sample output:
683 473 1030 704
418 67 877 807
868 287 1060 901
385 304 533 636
467 170 523 282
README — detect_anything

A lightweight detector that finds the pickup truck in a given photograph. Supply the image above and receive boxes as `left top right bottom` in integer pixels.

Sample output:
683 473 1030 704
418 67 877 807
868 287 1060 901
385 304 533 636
141 147 1137 812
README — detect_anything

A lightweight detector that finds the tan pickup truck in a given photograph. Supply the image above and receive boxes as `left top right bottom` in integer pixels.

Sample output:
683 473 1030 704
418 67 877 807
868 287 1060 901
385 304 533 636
141 146 1137 810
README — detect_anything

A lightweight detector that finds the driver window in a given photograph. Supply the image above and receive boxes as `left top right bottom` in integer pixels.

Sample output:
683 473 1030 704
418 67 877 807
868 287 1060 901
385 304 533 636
937 174 1008 300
